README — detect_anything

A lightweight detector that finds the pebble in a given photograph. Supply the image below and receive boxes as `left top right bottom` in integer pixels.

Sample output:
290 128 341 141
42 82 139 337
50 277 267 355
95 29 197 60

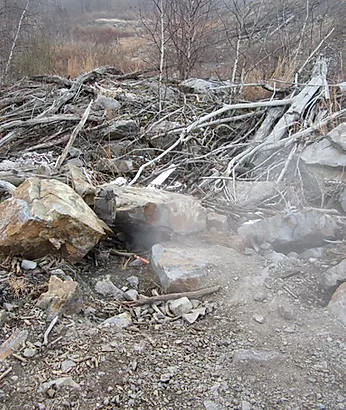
253 314 265 324
169 297 193 316
61 359 76 373
242 401 252 410
123 289 139 301
126 276 139 288
204 400 219 410
23 347 37 358
254 292 267 302
278 305 295 320
21 259 37 270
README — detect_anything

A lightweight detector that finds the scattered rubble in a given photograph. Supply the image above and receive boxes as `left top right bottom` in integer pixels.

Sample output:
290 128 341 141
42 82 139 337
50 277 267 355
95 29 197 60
0 62 346 409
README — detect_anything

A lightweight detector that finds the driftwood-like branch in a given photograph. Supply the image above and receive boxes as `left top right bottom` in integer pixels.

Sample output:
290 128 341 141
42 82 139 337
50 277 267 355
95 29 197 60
124 285 221 306
0 180 16 194
55 101 93 169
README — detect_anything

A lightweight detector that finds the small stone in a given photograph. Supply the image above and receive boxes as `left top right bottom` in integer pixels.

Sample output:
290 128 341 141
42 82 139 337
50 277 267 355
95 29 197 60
204 400 219 410
23 347 37 358
253 314 265 324
244 248 256 256
61 359 76 373
126 276 139 288
278 305 295 320
183 307 207 324
160 373 172 383
123 289 138 301
207 212 228 232
95 278 124 299
99 312 132 330
233 349 284 363
254 292 266 302
38 377 80 393
241 401 252 410
21 259 37 270
169 297 193 316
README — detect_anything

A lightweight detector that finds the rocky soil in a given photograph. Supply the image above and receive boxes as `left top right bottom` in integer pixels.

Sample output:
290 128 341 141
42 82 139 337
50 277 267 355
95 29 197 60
0 234 345 410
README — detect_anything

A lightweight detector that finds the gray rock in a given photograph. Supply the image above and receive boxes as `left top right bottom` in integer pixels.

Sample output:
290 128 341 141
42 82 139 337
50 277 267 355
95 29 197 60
99 312 132 330
328 282 346 325
278 305 295 320
204 400 220 410
23 347 37 358
101 119 138 139
301 138 346 167
180 78 215 94
38 376 80 393
253 314 265 324
244 248 256 256
300 247 324 259
151 244 207 293
328 123 346 151
233 349 284 363
254 292 267 302
95 95 121 111
123 289 138 301
61 359 76 373
238 210 339 252
169 297 193 316
147 120 181 149
95 278 124 299
21 259 37 270
183 307 207 324
321 260 346 291
232 181 276 207
241 401 252 410
126 276 139 288
207 212 228 232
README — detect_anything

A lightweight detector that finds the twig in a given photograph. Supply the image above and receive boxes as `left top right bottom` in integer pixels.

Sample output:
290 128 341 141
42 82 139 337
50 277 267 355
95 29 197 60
124 285 220 306
0 367 12 382
55 101 93 169
43 315 59 346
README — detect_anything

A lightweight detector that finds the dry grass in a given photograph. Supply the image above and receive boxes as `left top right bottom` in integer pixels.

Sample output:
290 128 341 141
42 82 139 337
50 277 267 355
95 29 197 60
52 36 148 78
7 276 29 298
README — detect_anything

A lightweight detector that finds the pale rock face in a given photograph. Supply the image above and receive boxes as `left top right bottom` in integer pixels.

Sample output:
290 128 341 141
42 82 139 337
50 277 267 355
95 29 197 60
0 177 112 260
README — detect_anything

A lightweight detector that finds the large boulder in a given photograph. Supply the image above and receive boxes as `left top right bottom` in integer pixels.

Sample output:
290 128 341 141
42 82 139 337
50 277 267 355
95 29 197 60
238 209 340 252
0 178 112 260
95 184 207 235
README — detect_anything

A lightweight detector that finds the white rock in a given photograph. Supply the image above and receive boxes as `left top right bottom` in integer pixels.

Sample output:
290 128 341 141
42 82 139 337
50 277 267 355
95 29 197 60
99 312 132 330
21 259 37 270
169 297 193 317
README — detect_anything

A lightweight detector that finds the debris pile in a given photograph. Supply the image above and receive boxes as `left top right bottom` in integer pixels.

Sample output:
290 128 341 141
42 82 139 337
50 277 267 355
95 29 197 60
0 60 346 409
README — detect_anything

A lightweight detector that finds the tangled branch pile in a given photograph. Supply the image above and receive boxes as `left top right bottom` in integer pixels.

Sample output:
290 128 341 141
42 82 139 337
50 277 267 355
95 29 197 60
1 61 346 214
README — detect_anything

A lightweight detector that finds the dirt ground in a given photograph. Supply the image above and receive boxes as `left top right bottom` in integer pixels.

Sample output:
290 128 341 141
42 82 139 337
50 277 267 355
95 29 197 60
0 234 345 410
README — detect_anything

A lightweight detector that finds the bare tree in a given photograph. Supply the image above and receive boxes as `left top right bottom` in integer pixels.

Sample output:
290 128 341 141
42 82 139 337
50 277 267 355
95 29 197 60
143 0 219 79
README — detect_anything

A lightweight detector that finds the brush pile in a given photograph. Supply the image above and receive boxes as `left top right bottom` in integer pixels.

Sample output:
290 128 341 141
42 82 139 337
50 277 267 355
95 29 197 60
1 60 346 216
